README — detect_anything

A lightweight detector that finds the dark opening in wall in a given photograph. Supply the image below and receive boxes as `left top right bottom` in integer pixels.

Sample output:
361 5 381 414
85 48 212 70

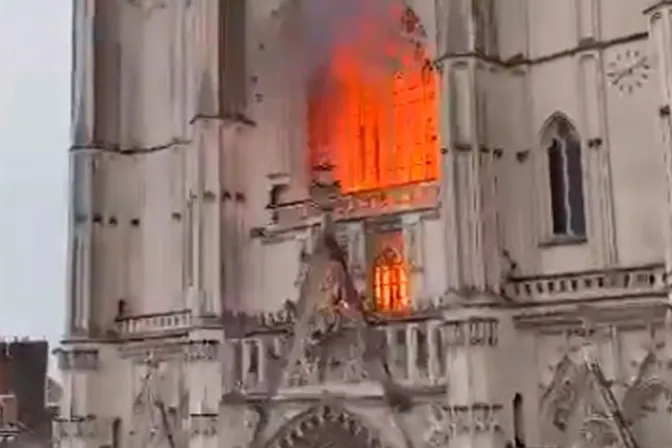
111 418 121 448
513 393 525 448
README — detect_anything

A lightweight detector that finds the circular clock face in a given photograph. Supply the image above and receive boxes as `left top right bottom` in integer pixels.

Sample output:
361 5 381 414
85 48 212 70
606 49 651 94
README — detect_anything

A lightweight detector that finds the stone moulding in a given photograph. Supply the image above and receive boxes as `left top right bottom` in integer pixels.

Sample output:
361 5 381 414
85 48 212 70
53 415 113 440
505 263 665 303
115 309 193 336
188 413 219 438
220 299 499 339
259 182 440 236
513 298 668 331
109 264 666 343
117 338 221 364
54 347 100 371
262 403 388 448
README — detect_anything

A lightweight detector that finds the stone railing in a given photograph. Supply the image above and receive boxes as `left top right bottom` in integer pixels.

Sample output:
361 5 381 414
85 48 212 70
504 263 666 302
115 309 193 337
221 315 499 395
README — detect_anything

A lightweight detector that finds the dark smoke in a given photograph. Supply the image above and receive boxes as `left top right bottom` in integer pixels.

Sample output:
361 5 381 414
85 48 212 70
274 0 413 83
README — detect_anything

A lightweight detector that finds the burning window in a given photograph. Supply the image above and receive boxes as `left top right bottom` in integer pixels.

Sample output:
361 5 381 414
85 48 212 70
308 7 439 194
373 246 409 313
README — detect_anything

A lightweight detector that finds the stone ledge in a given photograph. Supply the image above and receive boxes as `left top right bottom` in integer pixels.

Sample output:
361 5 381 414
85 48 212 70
512 297 668 331
505 263 665 303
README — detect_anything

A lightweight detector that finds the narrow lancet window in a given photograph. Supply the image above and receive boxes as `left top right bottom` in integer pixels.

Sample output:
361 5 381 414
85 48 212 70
543 116 586 238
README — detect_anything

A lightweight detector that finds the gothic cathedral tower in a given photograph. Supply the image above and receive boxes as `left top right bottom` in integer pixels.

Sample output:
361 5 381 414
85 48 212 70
55 1 672 448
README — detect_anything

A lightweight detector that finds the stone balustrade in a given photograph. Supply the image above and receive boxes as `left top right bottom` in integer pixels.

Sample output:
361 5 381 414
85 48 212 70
115 309 193 337
220 316 502 395
504 263 665 302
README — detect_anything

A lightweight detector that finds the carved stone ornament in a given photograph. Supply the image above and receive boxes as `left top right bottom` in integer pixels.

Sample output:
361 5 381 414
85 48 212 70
577 349 672 447
265 404 387 448
56 348 99 371
424 405 451 448
423 403 502 443
189 413 218 438
119 340 185 364
540 355 584 431
129 359 188 447
443 317 499 347
119 339 220 364
403 219 423 271
54 416 107 440
287 310 369 386
220 405 260 448
183 339 220 362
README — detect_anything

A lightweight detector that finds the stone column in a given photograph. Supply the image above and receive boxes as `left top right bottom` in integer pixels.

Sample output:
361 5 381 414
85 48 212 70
645 3 672 353
68 0 99 337
437 59 503 298
442 314 503 448
402 213 426 303
186 0 221 316
67 150 96 335
186 333 223 448
186 0 251 314
576 0 617 267
646 3 672 266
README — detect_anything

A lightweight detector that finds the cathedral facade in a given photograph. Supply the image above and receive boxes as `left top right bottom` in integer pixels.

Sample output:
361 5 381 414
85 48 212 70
55 0 672 447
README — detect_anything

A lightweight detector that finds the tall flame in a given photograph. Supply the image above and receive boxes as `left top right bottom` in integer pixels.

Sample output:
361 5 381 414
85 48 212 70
308 6 439 194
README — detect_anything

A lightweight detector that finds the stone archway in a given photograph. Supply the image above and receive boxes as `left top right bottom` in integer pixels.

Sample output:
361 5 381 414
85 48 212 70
265 404 387 448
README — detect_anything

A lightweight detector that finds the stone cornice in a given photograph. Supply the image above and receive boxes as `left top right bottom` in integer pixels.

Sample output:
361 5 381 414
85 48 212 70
226 384 448 406
54 347 100 371
434 31 648 69
513 297 668 331
118 338 221 364
89 263 669 341
504 263 665 303
69 138 190 155
643 0 672 15
254 182 440 238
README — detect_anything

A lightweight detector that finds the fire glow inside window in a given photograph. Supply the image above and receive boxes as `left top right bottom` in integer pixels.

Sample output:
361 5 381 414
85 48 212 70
308 7 439 194
373 246 409 313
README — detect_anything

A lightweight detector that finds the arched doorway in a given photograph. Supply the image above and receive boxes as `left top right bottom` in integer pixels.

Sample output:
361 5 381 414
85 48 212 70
264 405 386 448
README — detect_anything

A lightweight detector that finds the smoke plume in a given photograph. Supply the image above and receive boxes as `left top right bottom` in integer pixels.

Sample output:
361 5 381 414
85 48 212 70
273 0 413 82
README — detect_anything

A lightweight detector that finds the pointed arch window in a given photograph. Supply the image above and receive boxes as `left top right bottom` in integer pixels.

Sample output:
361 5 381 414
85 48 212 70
543 116 586 239
373 247 409 313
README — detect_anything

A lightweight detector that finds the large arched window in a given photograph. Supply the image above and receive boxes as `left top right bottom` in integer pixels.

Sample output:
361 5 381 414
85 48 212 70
543 116 586 238
373 247 409 313
308 7 439 194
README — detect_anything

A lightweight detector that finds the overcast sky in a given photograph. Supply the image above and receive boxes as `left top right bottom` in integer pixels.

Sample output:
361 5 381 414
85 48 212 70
0 1 71 356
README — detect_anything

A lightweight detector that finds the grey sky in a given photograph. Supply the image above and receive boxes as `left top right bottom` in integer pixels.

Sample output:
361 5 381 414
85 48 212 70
0 1 71 355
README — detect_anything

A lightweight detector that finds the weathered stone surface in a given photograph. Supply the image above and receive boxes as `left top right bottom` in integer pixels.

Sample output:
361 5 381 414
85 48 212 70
57 1 672 447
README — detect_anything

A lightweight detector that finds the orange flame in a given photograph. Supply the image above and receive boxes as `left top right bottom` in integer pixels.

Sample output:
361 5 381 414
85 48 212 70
308 7 439 194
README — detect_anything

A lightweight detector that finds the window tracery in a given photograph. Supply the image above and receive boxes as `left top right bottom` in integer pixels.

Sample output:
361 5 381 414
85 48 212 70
542 116 586 239
373 246 409 313
308 6 438 195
